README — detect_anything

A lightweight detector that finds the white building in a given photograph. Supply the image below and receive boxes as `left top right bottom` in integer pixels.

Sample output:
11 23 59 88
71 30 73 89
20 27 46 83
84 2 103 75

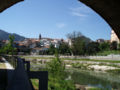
111 30 120 43
65 39 72 47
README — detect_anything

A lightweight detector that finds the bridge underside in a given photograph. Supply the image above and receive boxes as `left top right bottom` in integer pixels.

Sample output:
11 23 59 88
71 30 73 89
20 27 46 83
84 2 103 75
0 0 120 39
0 0 23 13
79 0 120 39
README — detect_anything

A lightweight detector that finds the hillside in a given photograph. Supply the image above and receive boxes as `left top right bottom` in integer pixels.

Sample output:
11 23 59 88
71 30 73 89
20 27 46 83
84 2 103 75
0 29 25 41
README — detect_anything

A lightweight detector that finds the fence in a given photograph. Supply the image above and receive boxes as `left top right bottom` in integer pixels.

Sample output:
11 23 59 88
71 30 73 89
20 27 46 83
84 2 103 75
4 55 48 90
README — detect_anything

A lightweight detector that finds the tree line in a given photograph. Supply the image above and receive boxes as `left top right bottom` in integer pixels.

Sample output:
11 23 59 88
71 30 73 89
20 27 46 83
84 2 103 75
47 31 119 56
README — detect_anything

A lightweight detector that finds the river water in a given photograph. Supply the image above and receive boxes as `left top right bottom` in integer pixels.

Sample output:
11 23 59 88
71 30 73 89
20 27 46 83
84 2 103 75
67 69 120 90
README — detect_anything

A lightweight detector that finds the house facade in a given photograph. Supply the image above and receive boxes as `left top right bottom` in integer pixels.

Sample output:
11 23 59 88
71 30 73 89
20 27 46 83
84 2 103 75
111 30 120 43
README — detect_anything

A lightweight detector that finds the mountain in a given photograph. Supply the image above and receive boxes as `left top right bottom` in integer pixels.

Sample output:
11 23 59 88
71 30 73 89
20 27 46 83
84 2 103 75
80 36 92 43
0 29 25 41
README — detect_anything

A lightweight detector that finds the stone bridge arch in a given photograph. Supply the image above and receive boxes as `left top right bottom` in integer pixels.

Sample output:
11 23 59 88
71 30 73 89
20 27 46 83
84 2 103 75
79 0 120 39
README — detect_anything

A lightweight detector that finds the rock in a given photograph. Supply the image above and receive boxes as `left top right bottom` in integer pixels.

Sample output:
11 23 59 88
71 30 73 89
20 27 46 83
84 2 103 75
65 64 72 68
75 84 86 90
85 86 97 90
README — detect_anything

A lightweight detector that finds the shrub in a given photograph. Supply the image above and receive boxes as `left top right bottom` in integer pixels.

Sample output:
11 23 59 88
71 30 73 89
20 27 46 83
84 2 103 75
46 49 75 90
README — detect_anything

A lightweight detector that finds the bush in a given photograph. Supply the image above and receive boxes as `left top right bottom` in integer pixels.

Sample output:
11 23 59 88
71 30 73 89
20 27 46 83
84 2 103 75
46 49 75 90
88 88 103 90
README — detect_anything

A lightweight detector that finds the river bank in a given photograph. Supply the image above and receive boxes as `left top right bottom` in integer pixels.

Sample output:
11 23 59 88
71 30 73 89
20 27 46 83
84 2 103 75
23 56 120 89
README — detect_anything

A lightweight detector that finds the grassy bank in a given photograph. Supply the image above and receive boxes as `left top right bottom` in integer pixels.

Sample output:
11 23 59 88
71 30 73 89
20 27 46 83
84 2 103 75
96 50 120 56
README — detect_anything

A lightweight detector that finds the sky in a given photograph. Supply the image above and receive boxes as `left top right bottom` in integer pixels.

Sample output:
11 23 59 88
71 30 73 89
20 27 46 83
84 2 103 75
0 0 111 41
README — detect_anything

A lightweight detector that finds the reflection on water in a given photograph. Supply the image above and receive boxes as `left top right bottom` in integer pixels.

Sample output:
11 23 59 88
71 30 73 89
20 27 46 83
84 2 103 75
68 70 120 90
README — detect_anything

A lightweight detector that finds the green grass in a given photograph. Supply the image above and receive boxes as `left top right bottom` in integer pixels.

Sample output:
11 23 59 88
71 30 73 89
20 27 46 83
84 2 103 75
31 79 39 90
96 50 120 56
106 69 120 74
88 88 103 90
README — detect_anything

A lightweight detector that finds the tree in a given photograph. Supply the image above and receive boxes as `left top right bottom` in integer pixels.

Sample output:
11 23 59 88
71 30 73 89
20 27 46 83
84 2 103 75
67 31 91 44
0 35 17 55
110 41 118 50
46 49 75 90
71 37 85 55
8 35 15 55
86 42 100 55
67 31 90 55
59 42 71 55
48 44 56 55
99 42 110 51
67 31 83 40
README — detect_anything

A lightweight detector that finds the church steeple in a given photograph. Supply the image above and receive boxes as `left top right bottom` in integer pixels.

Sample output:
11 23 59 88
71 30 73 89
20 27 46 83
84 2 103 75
39 34 41 40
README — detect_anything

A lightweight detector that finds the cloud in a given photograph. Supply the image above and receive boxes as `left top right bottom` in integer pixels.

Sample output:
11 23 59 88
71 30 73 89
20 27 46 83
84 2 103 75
71 12 86 17
56 23 66 28
70 4 92 17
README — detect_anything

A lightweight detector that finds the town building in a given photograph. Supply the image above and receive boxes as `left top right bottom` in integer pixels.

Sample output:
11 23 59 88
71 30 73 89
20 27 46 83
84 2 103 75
111 30 120 43
96 39 105 43
15 34 67 55
65 39 72 47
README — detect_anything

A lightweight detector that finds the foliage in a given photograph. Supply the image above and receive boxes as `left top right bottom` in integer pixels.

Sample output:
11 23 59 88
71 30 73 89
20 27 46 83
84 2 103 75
48 43 71 55
99 42 110 51
96 50 120 56
46 49 75 90
86 42 100 55
110 41 118 50
67 31 82 39
72 37 85 55
66 31 111 55
47 44 56 55
47 49 64 75
0 35 17 55
67 31 90 55
88 88 103 90
106 69 120 74
31 79 39 90
59 42 71 55
66 31 120 56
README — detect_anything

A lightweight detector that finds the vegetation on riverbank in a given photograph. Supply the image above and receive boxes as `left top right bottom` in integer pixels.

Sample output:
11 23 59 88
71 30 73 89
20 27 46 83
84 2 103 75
106 69 120 74
30 55 120 90
31 50 75 90
88 88 103 90
25 48 120 89
46 50 75 90
96 50 120 56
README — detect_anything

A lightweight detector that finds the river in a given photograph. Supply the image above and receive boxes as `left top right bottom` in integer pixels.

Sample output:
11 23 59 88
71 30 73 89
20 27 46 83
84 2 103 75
67 69 120 90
